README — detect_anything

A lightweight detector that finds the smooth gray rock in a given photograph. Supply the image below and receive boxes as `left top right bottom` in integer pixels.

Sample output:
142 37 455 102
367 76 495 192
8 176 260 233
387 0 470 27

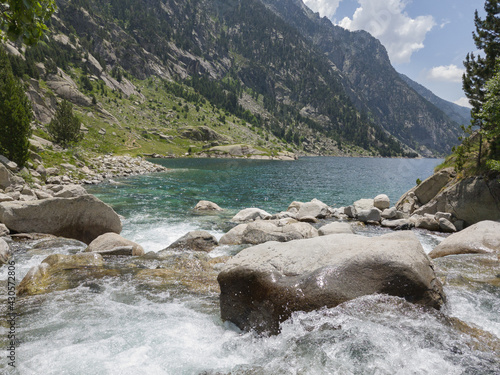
231 208 272 223
194 200 223 212
0 164 14 189
318 222 354 236
241 220 318 245
218 231 445 334
296 199 329 220
286 201 303 214
381 219 413 229
0 238 11 265
357 208 382 223
0 195 122 244
353 199 374 213
429 221 500 259
373 194 390 210
413 168 454 205
85 232 144 256
0 223 9 236
438 218 457 233
413 215 440 231
53 184 87 198
163 230 218 252
219 224 248 245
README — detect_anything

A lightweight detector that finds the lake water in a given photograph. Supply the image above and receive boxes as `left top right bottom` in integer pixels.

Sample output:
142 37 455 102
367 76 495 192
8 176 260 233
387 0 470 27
2 157 499 374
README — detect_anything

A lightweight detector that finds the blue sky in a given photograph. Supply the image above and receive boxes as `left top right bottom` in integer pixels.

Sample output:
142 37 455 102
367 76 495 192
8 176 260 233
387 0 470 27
302 0 487 107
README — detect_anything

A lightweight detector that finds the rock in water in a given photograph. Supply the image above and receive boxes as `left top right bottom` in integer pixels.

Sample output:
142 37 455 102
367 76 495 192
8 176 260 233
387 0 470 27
0 238 11 266
194 200 223 212
0 195 122 244
85 232 144 256
429 220 500 259
17 253 111 296
162 230 218 252
231 208 272 223
218 232 444 334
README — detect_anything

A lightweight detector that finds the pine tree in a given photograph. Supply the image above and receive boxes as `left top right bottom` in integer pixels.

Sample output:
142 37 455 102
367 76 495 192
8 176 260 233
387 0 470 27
462 0 500 168
47 100 83 148
0 47 33 167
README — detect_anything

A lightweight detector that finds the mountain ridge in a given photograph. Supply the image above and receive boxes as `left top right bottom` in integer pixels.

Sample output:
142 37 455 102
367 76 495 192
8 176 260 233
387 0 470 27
4 0 463 165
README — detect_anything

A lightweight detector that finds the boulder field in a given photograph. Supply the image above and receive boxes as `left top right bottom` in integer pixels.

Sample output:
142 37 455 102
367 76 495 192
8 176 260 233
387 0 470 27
218 231 445 334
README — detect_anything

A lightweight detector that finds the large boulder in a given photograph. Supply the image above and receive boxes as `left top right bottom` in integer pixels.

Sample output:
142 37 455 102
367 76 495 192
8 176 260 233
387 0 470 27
295 199 329 220
231 208 272 223
0 194 122 244
429 221 500 259
161 230 218 252
85 232 144 256
17 253 115 296
413 168 455 205
218 231 445 333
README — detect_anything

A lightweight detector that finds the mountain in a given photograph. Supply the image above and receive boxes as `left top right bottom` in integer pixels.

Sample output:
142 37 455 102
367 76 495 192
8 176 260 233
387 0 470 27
399 73 471 126
5 0 463 161
259 0 462 156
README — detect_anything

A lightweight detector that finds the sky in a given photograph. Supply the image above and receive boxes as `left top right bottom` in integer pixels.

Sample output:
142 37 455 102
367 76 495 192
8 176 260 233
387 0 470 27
302 0 488 108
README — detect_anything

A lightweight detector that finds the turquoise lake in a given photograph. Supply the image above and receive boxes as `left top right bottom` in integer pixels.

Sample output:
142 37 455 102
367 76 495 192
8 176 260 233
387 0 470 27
86 157 443 251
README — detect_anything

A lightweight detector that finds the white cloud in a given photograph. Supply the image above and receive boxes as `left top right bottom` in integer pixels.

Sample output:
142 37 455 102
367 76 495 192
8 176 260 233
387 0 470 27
454 97 473 109
303 0 342 19
338 0 435 64
427 64 464 82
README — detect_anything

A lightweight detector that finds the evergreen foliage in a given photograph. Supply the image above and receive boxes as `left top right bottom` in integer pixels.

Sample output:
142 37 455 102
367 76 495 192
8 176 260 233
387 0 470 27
0 47 33 167
47 100 83 148
460 0 500 173
0 0 57 44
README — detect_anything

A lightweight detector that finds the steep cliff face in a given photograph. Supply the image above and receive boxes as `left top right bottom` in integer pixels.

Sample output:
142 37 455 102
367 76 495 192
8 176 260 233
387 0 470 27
8 0 462 158
259 0 462 156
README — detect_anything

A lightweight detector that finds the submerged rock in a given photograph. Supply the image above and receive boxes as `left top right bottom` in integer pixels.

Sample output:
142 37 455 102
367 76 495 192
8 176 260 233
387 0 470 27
17 253 118 296
0 194 122 244
218 231 445 334
429 220 500 259
85 232 145 256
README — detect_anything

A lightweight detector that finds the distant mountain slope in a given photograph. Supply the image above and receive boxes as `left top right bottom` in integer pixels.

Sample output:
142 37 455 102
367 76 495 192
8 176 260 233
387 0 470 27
7 0 464 158
399 73 471 126
259 0 462 156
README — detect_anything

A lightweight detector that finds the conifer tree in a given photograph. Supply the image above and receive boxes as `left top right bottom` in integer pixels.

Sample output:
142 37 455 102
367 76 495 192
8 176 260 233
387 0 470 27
47 100 83 148
0 47 33 167
462 0 500 168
